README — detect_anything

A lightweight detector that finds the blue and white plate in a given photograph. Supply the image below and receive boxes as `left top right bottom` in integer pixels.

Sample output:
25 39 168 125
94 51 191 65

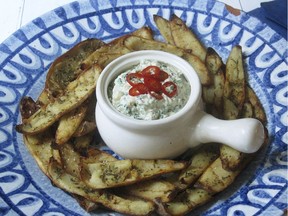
0 0 287 215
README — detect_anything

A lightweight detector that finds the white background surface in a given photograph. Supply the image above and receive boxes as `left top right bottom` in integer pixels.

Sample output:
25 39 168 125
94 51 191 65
0 0 274 44
0 0 75 43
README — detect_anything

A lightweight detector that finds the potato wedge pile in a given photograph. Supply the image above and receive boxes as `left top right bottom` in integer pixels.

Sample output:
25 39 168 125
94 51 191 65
16 14 267 215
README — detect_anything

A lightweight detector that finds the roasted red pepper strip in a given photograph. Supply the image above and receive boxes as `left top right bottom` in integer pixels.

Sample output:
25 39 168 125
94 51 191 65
129 83 149 96
127 65 178 99
126 72 143 86
144 77 162 92
141 66 169 81
141 66 160 77
162 81 177 97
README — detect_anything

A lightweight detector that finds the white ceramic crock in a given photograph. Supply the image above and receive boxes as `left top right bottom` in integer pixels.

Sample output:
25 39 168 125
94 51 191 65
96 50 265 159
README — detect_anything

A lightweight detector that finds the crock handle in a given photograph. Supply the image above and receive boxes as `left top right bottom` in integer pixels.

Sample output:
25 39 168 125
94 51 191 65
189 111 265 153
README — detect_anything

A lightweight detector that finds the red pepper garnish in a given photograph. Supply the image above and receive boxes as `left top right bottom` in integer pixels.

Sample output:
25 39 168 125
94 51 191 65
141 66 160 77
127 65 178 100
129 83 149 96
141 66 169 81
162 81 177 97
144 77 162 92
158 70 169 81
126 72 143 86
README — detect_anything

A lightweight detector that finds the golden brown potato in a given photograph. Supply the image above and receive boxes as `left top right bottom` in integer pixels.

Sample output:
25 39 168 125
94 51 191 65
246 86 267 124
153 15 175 44
73 133 94 153
176 145 218 190
23 133 54 176
203 47 225 117
124 35 184 56
58 143 82 178
196 157 244 193
55 104 88 145
77 26 153 72
169 14 207 62
48 159 155 216
220 46 247 171
220 146 244 171
162 188 212 215
182 52 212 86
123 179 178 203
82 159 187 189
16 64 101 134
46 38 105 97
73 121 96 137
223 45 246 119
132 26 154 40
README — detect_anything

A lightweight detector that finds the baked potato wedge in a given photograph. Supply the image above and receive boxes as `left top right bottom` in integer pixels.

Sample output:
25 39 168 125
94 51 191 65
169 14 207 62
223 45 246 119
16 64 101 134
161 188 212 216
124 35 184 56
202 47 225 118
81 159 187 189
123 179 179 203
176 145 218 190
46 38 104 97
58 143 82 178
246 86 267 124
132 26 154 40
82 148 118 163
48 159 155 216
153 15 174 44
55 104 88 145
73 133 94 153
77 26 152 72
19 96 53 174
220 46 247 171
74 39 130 73
220 146 244 171
196 157 246 193
221 86 267 171
73 121 96 137
23 134 53 175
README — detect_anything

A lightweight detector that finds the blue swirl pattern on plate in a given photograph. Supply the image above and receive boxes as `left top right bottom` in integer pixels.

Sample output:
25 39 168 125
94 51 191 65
0 0 287 215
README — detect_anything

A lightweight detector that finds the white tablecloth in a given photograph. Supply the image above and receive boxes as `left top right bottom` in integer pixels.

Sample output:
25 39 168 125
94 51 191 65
0 0 75 43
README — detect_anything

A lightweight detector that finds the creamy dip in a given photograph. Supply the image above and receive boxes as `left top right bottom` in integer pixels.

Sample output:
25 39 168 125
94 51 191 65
108 60 191 120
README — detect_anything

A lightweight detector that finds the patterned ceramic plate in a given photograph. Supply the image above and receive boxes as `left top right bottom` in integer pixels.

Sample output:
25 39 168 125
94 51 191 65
0 0 287 215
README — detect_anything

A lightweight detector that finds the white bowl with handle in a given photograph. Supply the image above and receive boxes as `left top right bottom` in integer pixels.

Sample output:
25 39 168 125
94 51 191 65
96 50 265 159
